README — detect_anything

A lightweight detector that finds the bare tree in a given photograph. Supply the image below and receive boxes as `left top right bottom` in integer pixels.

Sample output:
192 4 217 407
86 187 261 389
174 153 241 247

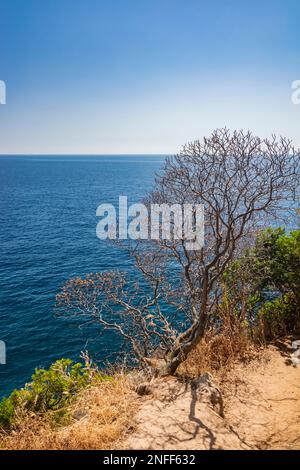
57 129 300 375
56 270 181 370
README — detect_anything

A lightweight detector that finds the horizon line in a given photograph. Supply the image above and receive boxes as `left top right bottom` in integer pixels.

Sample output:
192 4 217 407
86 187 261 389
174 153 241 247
0 153 171 157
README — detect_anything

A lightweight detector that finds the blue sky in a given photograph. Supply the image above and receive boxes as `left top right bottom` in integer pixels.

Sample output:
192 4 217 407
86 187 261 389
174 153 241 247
0 0 300 154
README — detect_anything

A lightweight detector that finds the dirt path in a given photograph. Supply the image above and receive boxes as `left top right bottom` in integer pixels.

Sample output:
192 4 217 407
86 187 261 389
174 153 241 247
222 346 300 449
124 347 300 450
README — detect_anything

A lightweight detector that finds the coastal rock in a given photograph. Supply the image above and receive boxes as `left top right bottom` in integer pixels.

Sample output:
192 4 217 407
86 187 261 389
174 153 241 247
192 372 224 417
290 339 300 366
73 409 89 421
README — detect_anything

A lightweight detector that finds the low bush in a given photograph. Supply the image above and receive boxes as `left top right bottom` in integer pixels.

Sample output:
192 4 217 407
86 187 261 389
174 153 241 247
257 293 300 340
0 357 105 430
223 228 300 340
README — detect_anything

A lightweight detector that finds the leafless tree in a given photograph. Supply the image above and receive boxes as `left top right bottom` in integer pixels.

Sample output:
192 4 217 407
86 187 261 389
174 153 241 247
56 270 181 369
57 129 300 375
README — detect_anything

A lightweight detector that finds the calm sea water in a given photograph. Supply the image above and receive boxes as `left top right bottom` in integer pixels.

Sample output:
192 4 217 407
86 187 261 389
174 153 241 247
0 155 165 397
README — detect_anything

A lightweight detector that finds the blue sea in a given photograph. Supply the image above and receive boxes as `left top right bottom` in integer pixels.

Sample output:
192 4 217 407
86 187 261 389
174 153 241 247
0 155 165 397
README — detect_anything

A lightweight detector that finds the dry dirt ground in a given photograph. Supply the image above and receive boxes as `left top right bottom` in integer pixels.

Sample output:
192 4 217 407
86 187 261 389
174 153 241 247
123 347 300 450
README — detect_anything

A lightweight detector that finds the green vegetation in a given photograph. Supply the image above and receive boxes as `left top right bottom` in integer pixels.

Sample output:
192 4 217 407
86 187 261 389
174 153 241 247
224 228 300 339
0 358 109 430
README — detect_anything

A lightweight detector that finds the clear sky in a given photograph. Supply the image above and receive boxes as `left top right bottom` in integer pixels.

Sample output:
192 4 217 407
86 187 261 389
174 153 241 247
0 0 300 154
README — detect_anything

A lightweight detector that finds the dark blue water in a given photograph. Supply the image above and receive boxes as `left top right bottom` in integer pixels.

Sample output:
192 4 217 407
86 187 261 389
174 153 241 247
0 155 165 397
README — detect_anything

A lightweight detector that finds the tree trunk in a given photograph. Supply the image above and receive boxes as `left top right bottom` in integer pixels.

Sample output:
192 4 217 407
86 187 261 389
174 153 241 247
161 307 208 375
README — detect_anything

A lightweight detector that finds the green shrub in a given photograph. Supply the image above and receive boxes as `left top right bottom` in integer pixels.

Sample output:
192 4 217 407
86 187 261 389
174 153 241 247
258 293 300 339
0 396 15 430
0 358 102 431
223 228 300 339
26 359 91 412
0 388 27 430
